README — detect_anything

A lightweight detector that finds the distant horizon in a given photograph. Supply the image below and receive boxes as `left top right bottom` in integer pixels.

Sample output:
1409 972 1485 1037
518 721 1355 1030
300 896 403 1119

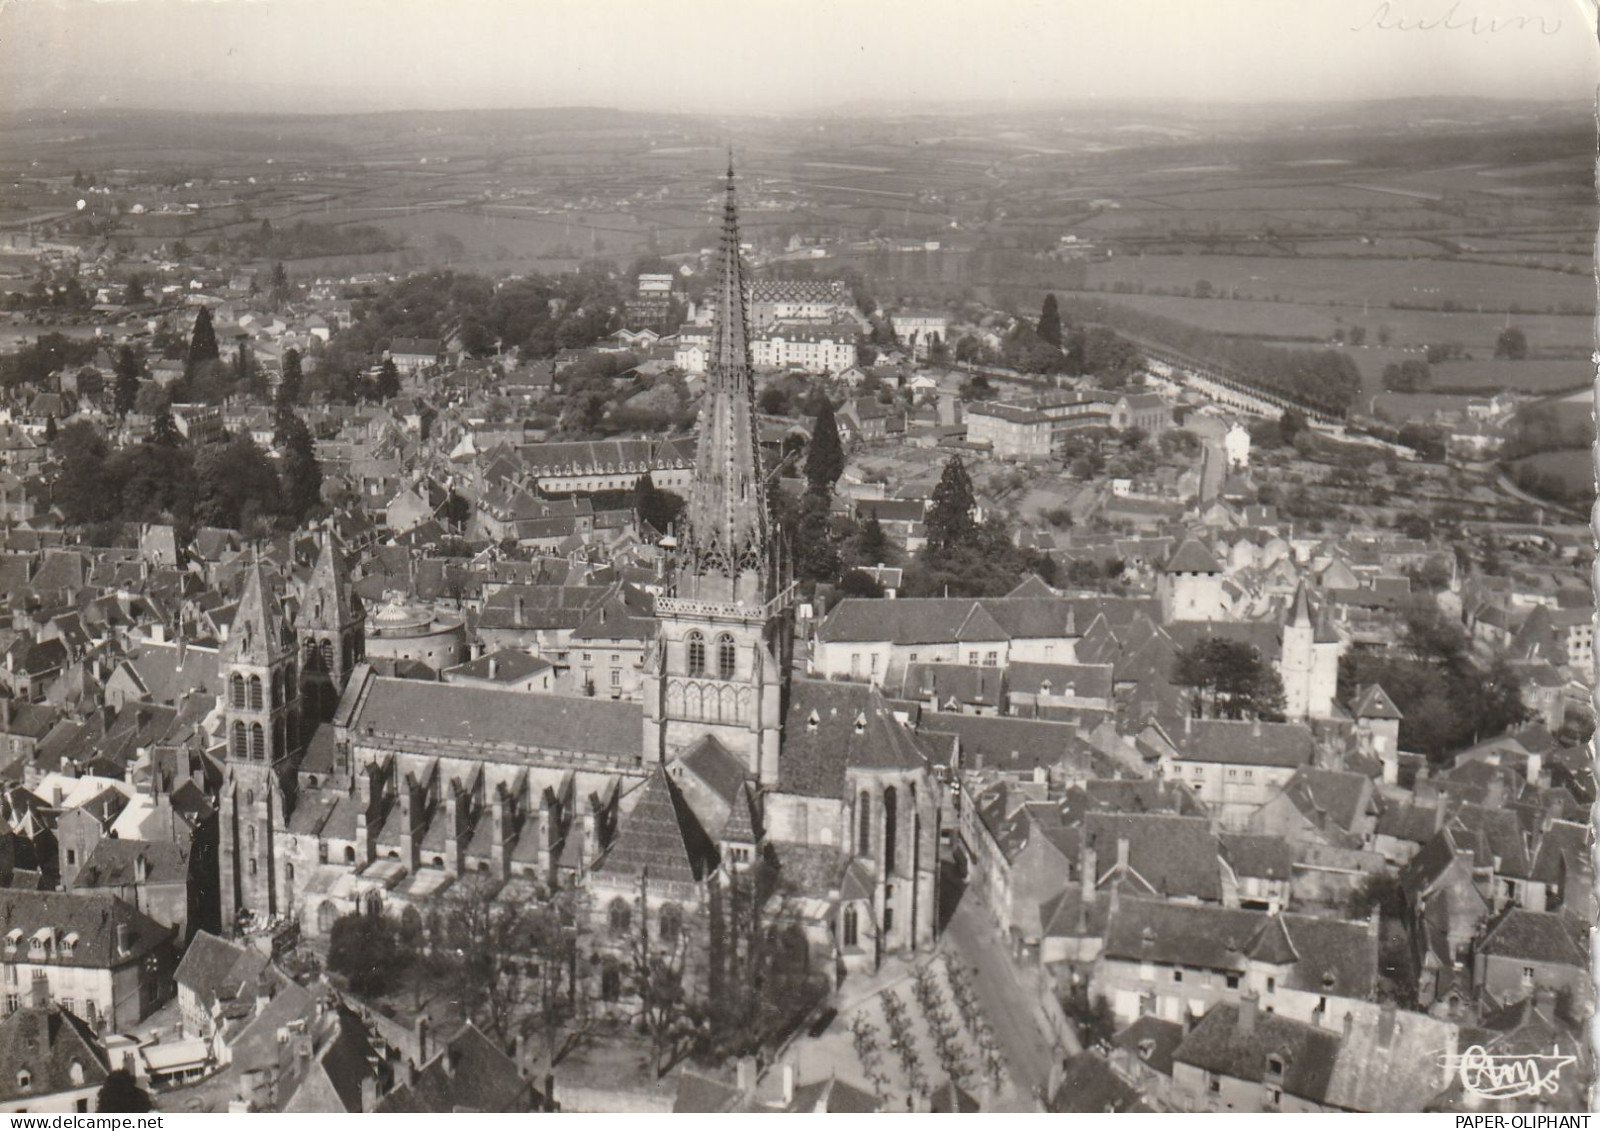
2 0 1593 117
0 90 1589 123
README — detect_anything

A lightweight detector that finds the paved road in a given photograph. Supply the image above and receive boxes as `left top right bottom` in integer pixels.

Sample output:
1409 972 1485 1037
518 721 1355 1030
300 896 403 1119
942 885 1072 1106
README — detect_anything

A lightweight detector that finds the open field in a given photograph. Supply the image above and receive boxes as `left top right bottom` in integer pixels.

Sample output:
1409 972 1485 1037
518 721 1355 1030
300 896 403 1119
1080 253 1589 313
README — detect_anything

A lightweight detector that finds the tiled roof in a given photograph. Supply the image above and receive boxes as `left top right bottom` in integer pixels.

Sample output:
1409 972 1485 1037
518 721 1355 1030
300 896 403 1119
1086 812 1223 901
1171 718 1315 769
1351 683 1403 721
1219 833 1294 881
1476 907 1588 968
0 1005 109 1102
348 676 642 761
1051 1051 1151 1113
0 890 172 969
594 766 718 884
778 679 930 798
1164 539 1223 574
1175 1003 1340 1102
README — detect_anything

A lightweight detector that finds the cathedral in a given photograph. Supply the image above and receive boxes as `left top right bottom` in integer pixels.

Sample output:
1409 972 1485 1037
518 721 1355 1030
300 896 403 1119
218 162 942 986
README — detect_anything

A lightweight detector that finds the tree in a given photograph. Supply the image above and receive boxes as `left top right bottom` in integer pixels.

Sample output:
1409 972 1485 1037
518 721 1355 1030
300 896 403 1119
186 307 220 370
1495 326 1528 360
925 455 977 552
1279 407 1307 447
270 262 290 305
96 1069 153 1114
855 514 891 567
1037 292 1062 348
193 435 282 532
276 412 323 525
122 274 146 306
52 421 114 525
375 357 401 401
1382 358 1432 393
1172 638 1286 720
634 474 685 536
327 911 405 998
836 569 886 598
804 401 845 495
151 405 182 448
113 345 141 418
43 415 56 443
276 348 303 414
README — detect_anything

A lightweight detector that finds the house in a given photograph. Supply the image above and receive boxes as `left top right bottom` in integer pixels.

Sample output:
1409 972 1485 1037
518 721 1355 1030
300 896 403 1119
964 402 1053 460
375 1021 545 1113
1155 717 1316 828
1170 996 1455 1113
386 339 442 376
1091 896 1379 1028
1470 907 1591 1009
0 995 111 1113
0 891 176 1032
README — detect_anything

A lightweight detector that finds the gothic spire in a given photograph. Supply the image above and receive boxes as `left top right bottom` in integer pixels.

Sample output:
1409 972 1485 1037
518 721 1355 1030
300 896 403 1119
681 159 771 603
224 560 290 667
301 531 360 632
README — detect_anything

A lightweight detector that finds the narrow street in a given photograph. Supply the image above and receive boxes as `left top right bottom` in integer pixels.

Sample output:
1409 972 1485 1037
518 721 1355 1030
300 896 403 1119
941 881 1075 1106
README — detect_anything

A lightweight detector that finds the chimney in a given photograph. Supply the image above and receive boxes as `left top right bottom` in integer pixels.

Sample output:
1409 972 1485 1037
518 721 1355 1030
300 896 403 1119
735 1055 756 1096
254 974 273 1016
1238 991 1259 1036
359 1076 378 1114
1181 1010 1195 1036
442 1044 456 1077
115 922 130 958
514 595 525 626
1377 1001 1398 1051
487 657 499 680
1251 716 1262 738
781 1063 795 1106
1081 842 1098 906
1433 803 1446 833
1116 836 1130 871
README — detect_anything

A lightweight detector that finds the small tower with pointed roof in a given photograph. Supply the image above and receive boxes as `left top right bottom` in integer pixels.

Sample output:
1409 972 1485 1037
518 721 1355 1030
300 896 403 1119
1158 538 1225 623
1281 579 1317 720
297 531 365 723
1281 579 1342 720
218 561 301 931
644 160 793 785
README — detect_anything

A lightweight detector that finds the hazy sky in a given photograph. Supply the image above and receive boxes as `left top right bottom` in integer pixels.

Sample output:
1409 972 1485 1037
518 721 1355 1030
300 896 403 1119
1 0 1595 114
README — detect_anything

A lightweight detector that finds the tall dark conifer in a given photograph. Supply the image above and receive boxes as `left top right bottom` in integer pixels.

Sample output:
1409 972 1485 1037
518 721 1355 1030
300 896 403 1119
187 307 220 368
1038 292 1062 348
804 400 844 495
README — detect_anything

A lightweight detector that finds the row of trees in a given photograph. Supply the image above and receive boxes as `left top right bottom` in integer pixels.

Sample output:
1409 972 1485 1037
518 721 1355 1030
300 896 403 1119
1052 295 1363 414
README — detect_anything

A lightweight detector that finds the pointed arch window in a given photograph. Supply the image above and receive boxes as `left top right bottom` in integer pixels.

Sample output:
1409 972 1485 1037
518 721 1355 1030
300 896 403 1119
883 786 898 875
659 903 682 946
250 722 265 761
230 673 246 709
843 905 859 948
858 791 871 856
248 676 264 710
686 632 706 678
717 634 736 680
608 898 632 935
231 721 247 758
320 639 335 674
